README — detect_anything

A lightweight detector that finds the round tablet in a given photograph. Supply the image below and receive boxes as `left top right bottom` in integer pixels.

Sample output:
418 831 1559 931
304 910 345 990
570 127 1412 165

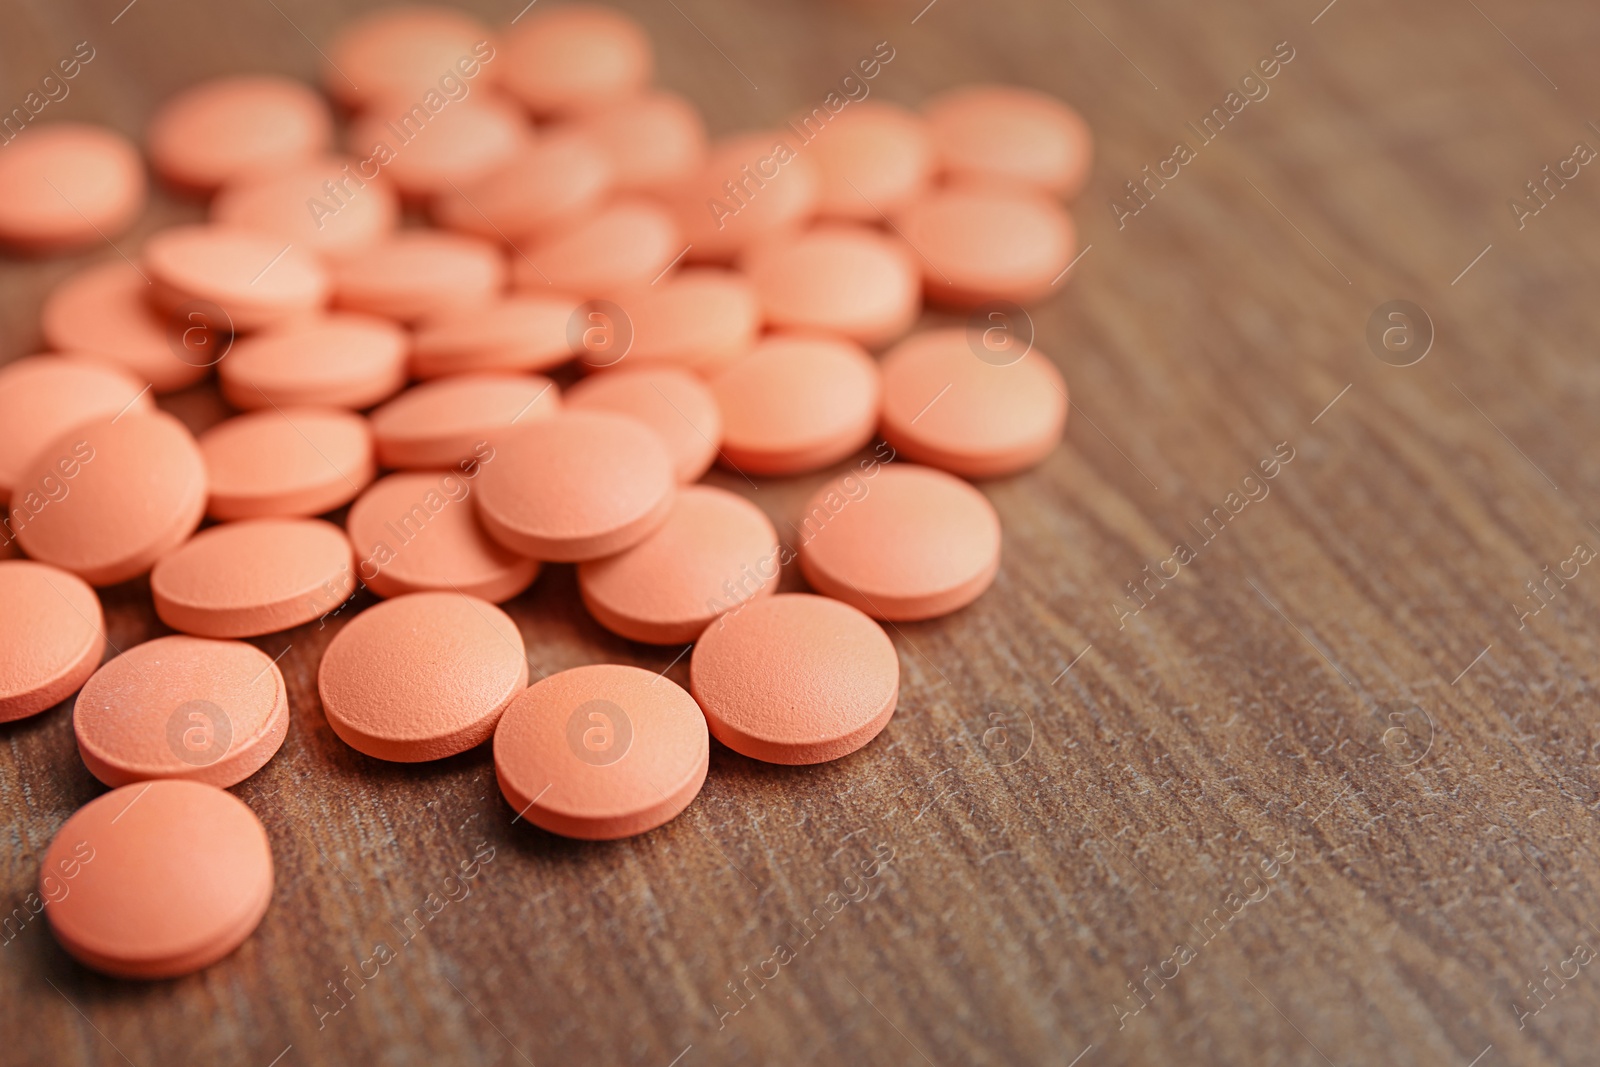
0 124 145 252
475 411 675 562
144 224 330 332
151 519 355 637
895 184 1075 307
565 90 707 193
433 133 612 241
14 412 206 587
0 561 105 723
324 6 492 111
212 157 400 262
41 261 214 393
579 486 778 644
515 199 682 297
690 593 898 764
370 373 560 469
0 355 152 503
319 591 528 762
41 780 272 979
808 102 933 222
879 328 1068 477
147 75 333 193
347 472 539 603
219 313 408 411
496 5 652 116
798 464 1000 620
73 636 290 788
666 133 819 262
333 230 505 324
744 225 920 347
348 96 528 199
199 408 374 520
493 664 708 840
410 294 579 378
609 268 760 376
710 335 880 475
924 84 1093 199
565 367 719 482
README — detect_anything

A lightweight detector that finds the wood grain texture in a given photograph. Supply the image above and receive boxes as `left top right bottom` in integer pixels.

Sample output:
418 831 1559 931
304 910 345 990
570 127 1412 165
4 0 1600 1064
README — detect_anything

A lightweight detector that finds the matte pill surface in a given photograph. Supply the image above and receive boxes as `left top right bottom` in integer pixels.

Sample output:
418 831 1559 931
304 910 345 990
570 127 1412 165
212 157 399 262
0 561 106 723
346 472 539 603
325 6 492 110
410 295 579 378
73 635 290 788
41 261 214 392
151 518 355 637
147 75 332 192
515 199 682 297
348 96 528 198
333 230 505 324
797 464 1001 620
493 663 708 840
895 184 1076 307
565 366 720 482
667 133 819 262
924 84 1093 198
370 373 559 469
318 591 528 762
609 269 760 376
809 102 934 221
565 90 707 193
41 780 273 979
475 411 676 561
879 328 1068 477
219 313 408 411
199 408 374 520
578 485 778 644
433 134 612 241
744 225 920 347
144 225 331 332
14 412 206 587
690 593 898 764
0 355 152 503
711 334 881 475
496 5 652 116
0 124 145 251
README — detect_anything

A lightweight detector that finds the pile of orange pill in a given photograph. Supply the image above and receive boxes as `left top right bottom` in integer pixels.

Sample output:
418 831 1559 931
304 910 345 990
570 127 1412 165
0 3 1089 978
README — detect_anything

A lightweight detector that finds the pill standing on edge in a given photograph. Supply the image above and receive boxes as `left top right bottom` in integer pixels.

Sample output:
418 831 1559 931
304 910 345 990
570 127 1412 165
409 294 580 378
324 6 493 111
0 561 106 724
564 366 720 483
212 157 400 262
199 408 374 521
493 663 708 840
41 780 273 979
146 75 333 193
73 635 291 788
218 313 409 411
332 230 506 325
369 373 559 469
0 355 153 503
807 101 934 222
923 83 1093 199
144 224 331 332
40 261 215 393
565 90 707 193
515 199 683 297
0 124 145 252
690 593 899 765
318 591 528 762
496 5 653 116
894 184 1076 307
743 224 921 347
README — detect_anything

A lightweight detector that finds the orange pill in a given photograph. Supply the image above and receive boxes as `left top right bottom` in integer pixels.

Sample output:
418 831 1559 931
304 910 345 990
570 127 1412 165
515 199 682 297
744 225 921 347
318 591 528 762
219 313 408 411
924 84 1093 199
370 373 559 469
808 102 934 221
0 561 105 723
347 471 539 603
333 230 505 324
710 334 880 475
579 485 778 644
14 412 206 587
879 328 1068 478
607 268 760 376
432 133 612 241
493 663 708 840
565 366 720 482
798 464 1000 620
496 5 652 116
348 95 528 199
895 184 1076 307
0 124 145 252
324 6 493 111
199 408 373 520
0 355 152 504
73 635 290 788
144 224 330 332
151 519 355 637
476 411 675 561
41 261 214 393
690 593 898 764
666 133 820 262
212 157 400 262
565 90 707 193
410 294 579 378
147 75 333 193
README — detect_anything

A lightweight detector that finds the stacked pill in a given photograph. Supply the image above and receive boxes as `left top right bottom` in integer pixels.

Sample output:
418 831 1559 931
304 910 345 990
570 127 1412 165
0 2 1089 978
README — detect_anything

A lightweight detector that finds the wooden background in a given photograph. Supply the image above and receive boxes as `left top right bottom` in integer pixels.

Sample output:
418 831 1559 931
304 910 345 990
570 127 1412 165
4 0 1600 1064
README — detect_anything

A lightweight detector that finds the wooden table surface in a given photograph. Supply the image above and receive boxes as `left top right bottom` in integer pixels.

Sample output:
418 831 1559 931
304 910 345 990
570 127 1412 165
5 0 1600 1064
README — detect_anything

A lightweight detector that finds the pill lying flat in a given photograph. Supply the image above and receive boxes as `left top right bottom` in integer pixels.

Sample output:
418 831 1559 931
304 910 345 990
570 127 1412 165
199 407 374 520
369 373 559 469
147 75 333 193
0 124 145 252
565 366 720 483
0 355 152 504
40 261 214 393
0 560 105 723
